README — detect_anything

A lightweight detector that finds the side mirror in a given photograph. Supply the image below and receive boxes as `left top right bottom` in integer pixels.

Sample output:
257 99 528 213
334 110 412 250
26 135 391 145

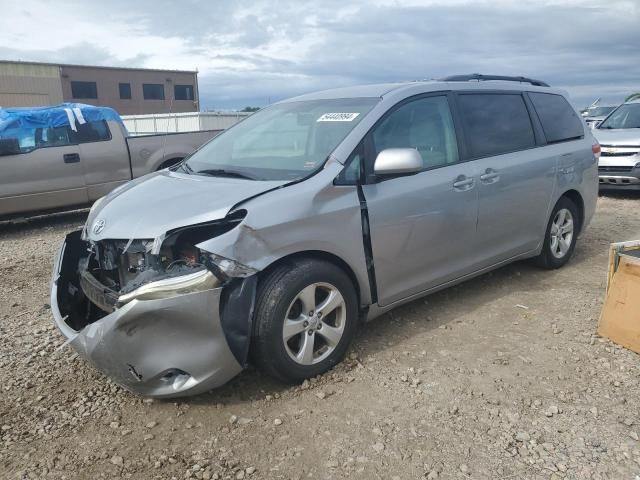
374 148 423 176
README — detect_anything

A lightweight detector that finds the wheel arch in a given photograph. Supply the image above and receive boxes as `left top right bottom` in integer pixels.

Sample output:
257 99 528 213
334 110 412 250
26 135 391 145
258 250 363 309
558 189 585 234
156 157 184 171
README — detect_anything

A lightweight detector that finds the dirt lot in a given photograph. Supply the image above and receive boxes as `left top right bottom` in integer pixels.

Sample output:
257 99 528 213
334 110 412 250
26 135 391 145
1 195 639 480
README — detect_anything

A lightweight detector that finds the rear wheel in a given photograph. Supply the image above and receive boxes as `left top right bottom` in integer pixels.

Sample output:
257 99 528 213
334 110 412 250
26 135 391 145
252 259 358 383
534 197 579 269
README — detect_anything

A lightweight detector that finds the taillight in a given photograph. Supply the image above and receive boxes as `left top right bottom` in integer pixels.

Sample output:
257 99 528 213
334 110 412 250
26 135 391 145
592 143 601 160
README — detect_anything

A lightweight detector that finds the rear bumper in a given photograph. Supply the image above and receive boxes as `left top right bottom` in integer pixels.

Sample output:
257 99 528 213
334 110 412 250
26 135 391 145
50 231 245 398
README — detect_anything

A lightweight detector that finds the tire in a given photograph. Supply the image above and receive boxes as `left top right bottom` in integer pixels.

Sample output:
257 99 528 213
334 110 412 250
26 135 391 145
534 197 579 269
252 259 358 383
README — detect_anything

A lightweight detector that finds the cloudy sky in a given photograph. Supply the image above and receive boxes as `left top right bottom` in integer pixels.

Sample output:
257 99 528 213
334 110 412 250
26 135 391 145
1 0 638 110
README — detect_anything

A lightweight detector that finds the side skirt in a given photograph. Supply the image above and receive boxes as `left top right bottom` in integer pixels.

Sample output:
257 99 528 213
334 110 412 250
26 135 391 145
364 248 539 322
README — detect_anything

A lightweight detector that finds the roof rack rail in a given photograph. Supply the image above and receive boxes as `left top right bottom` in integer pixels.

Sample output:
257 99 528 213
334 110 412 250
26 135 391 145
439 73 550 88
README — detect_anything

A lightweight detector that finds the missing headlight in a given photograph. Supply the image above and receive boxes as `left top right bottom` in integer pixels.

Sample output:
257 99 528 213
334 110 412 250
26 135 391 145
79 210 251 311
158 210 251 282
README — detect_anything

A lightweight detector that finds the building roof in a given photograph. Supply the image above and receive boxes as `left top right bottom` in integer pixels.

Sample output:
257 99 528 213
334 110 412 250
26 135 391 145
0 59 197 75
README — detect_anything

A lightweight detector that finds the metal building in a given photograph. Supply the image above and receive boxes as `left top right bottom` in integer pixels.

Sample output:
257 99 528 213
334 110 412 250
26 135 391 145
0 60 199 115
0 62 64 107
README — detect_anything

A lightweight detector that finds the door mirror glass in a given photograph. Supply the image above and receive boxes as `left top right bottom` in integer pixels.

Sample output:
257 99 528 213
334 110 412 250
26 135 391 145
374 148 423 176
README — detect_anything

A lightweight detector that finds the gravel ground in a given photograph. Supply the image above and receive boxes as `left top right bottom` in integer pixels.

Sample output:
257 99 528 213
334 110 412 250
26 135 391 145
1 195 639 480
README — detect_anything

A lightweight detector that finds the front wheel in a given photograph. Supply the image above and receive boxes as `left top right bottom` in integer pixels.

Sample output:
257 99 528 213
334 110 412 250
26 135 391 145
252 259 358 383
534 197 579 269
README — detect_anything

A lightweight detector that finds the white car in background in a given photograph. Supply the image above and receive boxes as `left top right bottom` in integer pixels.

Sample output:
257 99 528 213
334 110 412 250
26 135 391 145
593 99 640 190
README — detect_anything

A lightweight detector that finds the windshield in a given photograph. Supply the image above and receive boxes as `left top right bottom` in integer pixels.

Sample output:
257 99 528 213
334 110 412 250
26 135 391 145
184 98 379 181
585 106 615 117
598 103 640 129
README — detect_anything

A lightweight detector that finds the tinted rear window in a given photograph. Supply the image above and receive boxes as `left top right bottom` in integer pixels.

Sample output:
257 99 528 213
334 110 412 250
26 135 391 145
457 93 535 157
76 120 111 143
529 92 583 143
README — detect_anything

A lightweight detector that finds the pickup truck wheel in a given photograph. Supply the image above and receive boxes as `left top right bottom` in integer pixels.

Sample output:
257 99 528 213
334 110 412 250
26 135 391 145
534 197 579 269
252 259 358 383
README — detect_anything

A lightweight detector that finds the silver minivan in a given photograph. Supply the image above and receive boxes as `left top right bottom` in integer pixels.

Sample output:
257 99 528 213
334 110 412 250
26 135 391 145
51 75 599 398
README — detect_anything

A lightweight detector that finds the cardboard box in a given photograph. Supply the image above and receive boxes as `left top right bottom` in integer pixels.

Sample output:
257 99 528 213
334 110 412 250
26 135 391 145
598 240 640 354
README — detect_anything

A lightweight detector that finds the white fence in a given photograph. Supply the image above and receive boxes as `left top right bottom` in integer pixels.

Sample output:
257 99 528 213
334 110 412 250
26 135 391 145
122 111 251 135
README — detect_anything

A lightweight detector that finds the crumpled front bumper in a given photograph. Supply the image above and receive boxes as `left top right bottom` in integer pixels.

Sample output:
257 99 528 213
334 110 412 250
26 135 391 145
50 231 246 398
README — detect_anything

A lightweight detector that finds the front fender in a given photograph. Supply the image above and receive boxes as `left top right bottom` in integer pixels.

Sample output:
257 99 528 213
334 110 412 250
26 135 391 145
196 166 372 305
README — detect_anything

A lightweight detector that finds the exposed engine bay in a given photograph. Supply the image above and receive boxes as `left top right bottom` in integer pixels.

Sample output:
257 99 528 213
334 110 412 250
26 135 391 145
60 211 252 332
87 235 206 300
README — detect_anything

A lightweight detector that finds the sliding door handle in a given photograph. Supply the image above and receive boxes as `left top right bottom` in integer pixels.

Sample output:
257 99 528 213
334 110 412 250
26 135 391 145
480 168 500 183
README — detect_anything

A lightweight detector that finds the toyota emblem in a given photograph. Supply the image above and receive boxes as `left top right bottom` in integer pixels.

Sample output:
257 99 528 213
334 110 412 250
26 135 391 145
93 219 106 234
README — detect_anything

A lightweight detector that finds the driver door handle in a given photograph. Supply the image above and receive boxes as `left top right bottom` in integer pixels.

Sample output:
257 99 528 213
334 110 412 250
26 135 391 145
453 175 475 191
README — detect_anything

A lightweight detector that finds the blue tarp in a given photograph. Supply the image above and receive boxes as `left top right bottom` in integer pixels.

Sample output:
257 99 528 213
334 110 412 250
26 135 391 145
0 103 122 134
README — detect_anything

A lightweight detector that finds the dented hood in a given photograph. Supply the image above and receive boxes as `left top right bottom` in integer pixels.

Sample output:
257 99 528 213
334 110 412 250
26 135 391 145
85 170 287 241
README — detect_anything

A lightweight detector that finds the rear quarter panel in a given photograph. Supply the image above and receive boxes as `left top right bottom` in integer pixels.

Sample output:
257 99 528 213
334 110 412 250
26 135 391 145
555 134 598 235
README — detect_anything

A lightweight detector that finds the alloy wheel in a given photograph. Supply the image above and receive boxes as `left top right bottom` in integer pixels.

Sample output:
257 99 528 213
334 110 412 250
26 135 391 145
550 208 574 259
282 282 346 365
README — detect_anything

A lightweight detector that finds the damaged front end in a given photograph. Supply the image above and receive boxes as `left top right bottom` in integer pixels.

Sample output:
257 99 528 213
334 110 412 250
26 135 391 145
51 212 258 398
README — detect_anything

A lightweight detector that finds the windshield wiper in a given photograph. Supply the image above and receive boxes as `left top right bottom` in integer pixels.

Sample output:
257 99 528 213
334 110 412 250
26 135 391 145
180 162 195 173
196 168 260 180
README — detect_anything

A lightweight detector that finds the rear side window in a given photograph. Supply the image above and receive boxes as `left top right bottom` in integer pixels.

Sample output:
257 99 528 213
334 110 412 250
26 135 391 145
76 120 111 143
529 92 583 143
457 93 535 158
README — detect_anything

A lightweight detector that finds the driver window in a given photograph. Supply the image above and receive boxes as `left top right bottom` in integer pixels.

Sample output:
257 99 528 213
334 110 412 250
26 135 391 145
0 126 73 154
372 96 459 170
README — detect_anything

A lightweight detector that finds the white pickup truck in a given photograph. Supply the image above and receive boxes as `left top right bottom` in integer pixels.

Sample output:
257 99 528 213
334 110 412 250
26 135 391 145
0 103 221 218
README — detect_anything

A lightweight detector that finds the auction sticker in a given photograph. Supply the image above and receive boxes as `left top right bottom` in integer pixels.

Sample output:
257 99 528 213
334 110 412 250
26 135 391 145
317 112 360 122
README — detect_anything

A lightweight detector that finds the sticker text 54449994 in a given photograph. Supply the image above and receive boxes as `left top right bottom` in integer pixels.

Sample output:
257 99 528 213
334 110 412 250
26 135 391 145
317 113 360 122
